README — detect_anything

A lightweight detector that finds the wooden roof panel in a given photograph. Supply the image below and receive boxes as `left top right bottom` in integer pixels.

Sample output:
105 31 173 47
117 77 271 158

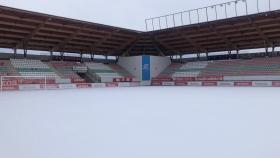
0 5 280 56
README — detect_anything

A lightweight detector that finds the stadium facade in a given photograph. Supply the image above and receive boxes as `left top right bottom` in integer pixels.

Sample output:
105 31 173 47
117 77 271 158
1 0 280 91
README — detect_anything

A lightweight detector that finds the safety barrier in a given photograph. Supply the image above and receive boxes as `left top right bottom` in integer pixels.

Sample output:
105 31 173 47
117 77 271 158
1 80 280 92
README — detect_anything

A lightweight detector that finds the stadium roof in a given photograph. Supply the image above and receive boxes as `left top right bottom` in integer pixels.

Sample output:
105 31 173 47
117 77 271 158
0 5 280 56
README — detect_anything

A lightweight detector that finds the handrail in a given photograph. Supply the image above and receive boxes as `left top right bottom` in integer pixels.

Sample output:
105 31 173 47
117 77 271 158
145 0 273 31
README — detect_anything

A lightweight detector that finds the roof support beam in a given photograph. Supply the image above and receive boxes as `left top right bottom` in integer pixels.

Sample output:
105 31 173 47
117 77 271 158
51 26 85 52
150 37 166 56
15 19 48 49
121 38 139 56
153 37 178 54
89 29 119 52
248 17 270 44
175 28 206 53
209 24 236 51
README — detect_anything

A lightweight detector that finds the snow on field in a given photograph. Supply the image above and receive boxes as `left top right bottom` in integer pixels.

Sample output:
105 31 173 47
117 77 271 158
0 87 279 158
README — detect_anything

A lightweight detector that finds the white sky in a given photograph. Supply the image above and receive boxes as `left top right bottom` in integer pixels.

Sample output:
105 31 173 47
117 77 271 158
1 0 279 31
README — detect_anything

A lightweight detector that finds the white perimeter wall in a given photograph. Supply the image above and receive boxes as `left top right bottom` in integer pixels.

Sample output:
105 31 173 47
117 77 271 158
118 56 171 81
118 56 142 80
150 56 171 78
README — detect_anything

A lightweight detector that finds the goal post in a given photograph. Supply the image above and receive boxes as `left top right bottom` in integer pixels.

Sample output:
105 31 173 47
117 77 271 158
0 76 48 91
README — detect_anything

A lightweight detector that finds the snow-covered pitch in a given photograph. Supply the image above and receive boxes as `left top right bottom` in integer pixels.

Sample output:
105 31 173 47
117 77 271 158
0 87 279 158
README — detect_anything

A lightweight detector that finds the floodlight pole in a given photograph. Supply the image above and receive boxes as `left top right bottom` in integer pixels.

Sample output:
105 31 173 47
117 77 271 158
206 7 209 22
245 0 248 15
235 1 238 17
189 11 192 24
257 0 259 13
215 5 218 20
197 9 200 23
145 20 148 31
173 14 176 27
180 12 183 25
165 16 168 28
158 18 162 30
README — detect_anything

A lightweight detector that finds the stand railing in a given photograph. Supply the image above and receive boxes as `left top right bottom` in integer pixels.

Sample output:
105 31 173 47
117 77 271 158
145 0 275 31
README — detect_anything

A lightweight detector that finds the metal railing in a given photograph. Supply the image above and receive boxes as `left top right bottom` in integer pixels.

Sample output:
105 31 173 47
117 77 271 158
145 0 274 31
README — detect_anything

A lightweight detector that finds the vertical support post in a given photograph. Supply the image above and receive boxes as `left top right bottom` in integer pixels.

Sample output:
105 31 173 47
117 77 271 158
80 52 83 63
264 41 269 57
13 48 17 59
269 0 271 11
105 55 108 64
197 53 200 61
236 46 240 59
237 49 239 59
228 50 232 59
180 54 183 63
272 43 275 53
50 51 53 61
23 49 27 58
60 52 64 61
91 53 94 62
206 52 209 60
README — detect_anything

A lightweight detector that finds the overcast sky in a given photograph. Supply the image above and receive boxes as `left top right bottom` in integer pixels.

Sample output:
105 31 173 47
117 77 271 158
0 0 279 31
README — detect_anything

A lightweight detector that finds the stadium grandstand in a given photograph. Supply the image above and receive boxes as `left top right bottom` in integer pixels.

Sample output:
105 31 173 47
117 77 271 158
1 0 280 91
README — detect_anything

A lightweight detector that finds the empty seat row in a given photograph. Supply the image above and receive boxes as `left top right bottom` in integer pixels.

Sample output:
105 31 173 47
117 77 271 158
156 57 280 79
11 59 61 79
85 62 133 82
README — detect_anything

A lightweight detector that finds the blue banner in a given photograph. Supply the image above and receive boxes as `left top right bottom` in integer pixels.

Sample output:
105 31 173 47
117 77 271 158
142 55 151 81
